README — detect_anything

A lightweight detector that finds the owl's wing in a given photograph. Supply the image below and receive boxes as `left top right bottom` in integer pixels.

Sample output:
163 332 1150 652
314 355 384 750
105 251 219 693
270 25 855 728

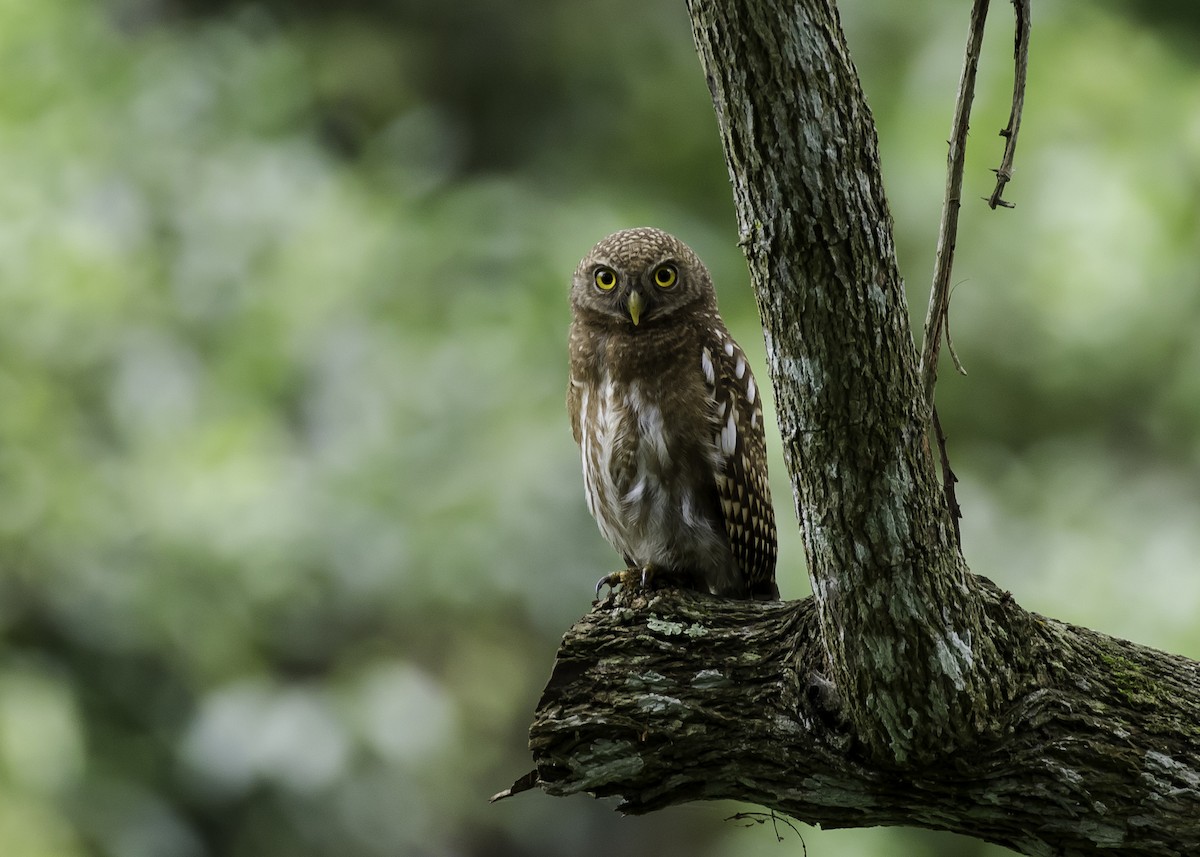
706 333 779 598
567 373 583 445
567 324 587 446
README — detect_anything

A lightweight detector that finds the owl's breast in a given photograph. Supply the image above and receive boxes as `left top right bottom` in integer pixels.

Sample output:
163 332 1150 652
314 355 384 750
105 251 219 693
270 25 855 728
578 374 669 522
576 367 726 573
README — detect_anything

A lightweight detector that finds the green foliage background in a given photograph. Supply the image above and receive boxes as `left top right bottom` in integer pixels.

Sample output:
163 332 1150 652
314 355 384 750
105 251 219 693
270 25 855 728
0 0 1197 855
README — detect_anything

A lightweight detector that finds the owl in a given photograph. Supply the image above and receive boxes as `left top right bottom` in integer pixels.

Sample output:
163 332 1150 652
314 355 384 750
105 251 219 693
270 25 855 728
567 227 778 600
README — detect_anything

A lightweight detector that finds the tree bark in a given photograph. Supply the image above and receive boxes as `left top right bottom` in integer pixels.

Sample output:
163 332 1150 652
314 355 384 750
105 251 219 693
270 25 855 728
687 0 1007 769
506 0 1200 854
528 587 1200 856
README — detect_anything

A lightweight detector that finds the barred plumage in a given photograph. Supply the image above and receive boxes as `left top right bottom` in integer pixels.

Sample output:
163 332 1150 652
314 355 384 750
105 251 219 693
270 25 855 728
567 227 778 600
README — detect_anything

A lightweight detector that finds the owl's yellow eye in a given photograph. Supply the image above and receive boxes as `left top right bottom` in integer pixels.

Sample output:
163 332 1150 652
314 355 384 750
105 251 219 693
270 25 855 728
594 267 617 291
652 264 678 289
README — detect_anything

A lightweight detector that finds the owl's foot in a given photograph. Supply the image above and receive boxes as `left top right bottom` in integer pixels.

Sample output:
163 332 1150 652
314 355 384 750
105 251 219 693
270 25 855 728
594 564 673 598
595 568 637 598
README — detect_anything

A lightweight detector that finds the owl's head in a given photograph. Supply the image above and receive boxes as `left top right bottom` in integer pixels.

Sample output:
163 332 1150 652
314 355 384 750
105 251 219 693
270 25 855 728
571 227 715 328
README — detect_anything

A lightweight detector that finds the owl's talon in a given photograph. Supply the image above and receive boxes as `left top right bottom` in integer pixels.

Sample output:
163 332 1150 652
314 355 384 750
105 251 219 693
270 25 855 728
595 569 634 598
595 566 659 598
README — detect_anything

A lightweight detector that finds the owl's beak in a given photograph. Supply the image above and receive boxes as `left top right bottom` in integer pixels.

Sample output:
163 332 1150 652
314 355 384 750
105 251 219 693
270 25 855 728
627 290 644 326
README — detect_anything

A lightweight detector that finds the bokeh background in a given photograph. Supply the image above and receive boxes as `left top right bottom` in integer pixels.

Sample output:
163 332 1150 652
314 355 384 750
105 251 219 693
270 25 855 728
0 0 1198 855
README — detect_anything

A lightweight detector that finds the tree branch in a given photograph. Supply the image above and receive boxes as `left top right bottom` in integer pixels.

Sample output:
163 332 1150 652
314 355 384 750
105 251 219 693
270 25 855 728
521 587 1200 856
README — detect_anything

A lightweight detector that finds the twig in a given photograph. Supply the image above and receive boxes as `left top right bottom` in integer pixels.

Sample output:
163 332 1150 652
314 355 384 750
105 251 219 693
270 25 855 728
919 0 989 411
988 0 1030 209
725 811 806 850
922 0 1030 405
945 280 967 375
932 406 962 548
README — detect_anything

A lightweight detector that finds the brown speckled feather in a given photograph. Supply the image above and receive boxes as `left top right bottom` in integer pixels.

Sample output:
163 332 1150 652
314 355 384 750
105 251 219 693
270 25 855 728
705 326 778 597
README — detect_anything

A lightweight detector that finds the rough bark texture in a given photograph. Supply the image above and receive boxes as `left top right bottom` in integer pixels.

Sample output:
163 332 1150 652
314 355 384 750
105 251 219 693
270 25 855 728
529 587 1200 856
688 0 1007 768
510 0 1200 854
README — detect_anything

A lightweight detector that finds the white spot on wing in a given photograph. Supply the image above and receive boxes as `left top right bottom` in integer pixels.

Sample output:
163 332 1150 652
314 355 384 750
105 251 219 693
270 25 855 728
723 340 735 357
721 406 738 456
746 374 756 404
735 355 746 379
701 347 715 387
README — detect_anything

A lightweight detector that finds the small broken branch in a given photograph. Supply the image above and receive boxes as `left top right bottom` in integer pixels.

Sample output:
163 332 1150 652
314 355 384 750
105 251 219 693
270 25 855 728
988 0 1031 209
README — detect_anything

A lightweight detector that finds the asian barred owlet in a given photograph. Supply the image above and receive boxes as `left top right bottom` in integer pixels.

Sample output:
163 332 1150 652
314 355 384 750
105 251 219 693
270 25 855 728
567 227 778 600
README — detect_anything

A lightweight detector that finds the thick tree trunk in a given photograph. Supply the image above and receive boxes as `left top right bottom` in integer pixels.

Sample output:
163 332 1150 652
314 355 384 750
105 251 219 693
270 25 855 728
687 0 1009 769
505 1 1200 854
